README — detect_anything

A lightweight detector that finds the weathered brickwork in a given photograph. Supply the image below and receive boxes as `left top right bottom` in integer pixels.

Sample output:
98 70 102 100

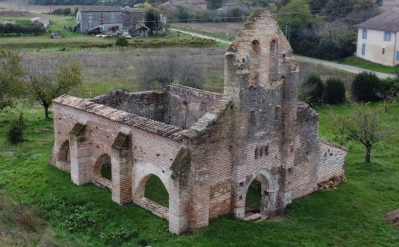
50 9 347 235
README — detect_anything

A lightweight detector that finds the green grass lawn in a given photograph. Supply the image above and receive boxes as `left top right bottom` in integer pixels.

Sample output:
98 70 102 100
1 101 398 246
339 56 399 75
0 15 214 50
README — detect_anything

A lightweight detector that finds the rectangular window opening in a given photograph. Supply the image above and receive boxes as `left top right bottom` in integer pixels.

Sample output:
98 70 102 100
362 29 367 39
384 32 392 41
362 44 366 55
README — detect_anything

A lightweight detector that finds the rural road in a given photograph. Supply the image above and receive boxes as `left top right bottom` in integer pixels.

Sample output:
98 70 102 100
171 28 394 79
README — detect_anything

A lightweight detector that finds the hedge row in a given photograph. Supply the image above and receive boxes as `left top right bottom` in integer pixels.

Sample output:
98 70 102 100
68 38 218 50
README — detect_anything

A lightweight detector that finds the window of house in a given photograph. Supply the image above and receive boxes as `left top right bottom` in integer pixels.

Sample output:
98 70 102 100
362 44 366 55
362 29 367 39
382 48 385 54
397 51 399 61
384 32 392 41
100 12 103 24
88 12 93 29
111 12 115 23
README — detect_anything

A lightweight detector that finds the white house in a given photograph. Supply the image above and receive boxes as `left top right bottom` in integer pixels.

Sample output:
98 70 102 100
356 8 399 67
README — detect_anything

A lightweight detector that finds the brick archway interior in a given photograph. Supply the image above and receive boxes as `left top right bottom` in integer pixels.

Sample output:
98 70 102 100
92 154 112 190
56 140 71 171
132 163 171 221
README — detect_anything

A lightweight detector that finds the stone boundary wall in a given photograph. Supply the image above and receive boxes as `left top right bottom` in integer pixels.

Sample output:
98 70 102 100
53 95 184 141
317 138 347 183
90 90 166 122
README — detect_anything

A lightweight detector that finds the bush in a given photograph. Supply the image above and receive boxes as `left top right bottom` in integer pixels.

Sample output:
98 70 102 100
351 71 381 102
6 113 26 144
323 77 346 104
298 73 324 106
115 36 129 49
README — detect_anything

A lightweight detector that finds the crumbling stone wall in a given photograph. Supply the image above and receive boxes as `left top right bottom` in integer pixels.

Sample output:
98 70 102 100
317 139 347 183
91 90 167 122
166 84 223 128
50 9 347 235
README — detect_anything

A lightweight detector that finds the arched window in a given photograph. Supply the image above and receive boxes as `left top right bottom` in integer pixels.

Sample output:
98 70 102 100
269 40 278 80
265 145 269 156
250 40 261 84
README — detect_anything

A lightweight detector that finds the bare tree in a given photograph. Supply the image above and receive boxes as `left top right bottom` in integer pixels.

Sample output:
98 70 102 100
23 54 82 119
328 103 397 163
135 54 205 90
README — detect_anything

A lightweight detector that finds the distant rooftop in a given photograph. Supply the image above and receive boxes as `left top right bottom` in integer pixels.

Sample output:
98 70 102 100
356 8 399 32
78 6 123 12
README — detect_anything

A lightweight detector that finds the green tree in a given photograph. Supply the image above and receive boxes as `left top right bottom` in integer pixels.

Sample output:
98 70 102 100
24 55 82 119
328 103 397 163
115 36 129 49
323 77 346 104
145 7 162 35
207 0 223 9
6 113 27 144
277 0 291 10
351 71 381 102
275 0 322 39
298 72 325 106
0 49 26 110
375 77 399 112
306 0 328 14
324 0 376 18
176 5 190 23
63 8 72 15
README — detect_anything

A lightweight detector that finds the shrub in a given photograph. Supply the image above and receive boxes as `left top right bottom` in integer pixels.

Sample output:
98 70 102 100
323 77 346 104
115 36 129 49
298 73 324 106
351 71 381 102
6 113 26 144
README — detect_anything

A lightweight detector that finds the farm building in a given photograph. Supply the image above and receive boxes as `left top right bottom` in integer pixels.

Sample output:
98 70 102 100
75 6 145 34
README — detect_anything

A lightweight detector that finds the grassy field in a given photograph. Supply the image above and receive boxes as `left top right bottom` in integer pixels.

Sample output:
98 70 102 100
20 48 226 96
17 48 353 99
339 56 399 75
0 47 398 246
0 12 211 50
171 22 243 42
0 100 398 246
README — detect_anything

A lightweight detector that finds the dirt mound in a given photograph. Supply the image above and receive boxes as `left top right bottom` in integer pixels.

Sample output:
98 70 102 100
0 10 34 17
317 176 347 190
384 209 399 227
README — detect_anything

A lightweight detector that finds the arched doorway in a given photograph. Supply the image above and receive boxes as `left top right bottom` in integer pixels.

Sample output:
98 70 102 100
237 168 279 220
56 140 70 171
93 154 112 190
245 175 270 217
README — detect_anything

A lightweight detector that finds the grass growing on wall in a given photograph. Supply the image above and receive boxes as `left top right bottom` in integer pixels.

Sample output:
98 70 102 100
0 100 399 246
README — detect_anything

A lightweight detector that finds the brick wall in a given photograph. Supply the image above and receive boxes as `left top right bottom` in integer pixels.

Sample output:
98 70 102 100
166 84 223 128
91 90 167 122
317 139 347 183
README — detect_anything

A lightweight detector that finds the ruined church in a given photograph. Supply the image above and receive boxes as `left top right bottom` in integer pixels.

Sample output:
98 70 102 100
49 9 347 234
